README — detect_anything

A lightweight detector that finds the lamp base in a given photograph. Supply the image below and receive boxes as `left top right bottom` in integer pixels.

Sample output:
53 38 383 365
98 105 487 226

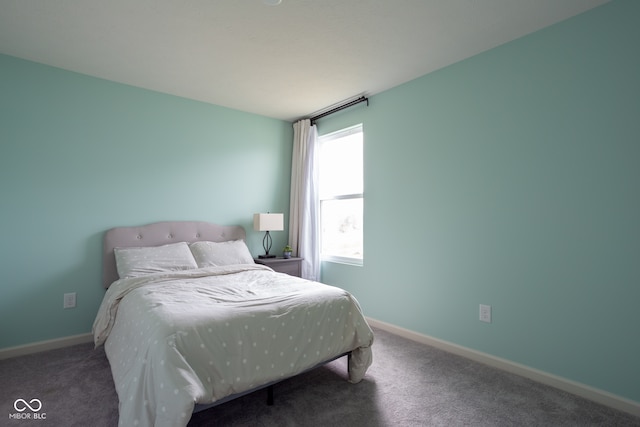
259 231 277 260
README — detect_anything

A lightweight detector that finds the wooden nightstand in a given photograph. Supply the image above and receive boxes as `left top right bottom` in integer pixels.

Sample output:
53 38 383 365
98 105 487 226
254 257 303 278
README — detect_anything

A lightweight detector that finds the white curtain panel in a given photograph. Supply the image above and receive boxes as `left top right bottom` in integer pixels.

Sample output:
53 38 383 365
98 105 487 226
289 119 320 281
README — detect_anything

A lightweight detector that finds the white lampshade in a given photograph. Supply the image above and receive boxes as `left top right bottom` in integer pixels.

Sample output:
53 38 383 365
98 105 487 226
253 213 284 231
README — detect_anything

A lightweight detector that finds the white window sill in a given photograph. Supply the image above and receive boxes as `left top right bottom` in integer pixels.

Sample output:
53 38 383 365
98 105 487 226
321 256 363 267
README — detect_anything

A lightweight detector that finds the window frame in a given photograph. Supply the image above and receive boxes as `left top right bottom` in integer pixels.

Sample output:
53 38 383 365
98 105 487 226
318 124 364 266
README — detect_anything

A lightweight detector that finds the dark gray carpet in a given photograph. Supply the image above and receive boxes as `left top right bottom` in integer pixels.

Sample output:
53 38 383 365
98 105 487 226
1 327 638 426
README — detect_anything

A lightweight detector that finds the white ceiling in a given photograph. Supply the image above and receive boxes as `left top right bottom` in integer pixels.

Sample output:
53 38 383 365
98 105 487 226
0 0 609 122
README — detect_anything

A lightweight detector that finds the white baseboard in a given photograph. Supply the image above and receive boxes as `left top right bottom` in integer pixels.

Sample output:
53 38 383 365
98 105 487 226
0 333 94 360
366 317 640 418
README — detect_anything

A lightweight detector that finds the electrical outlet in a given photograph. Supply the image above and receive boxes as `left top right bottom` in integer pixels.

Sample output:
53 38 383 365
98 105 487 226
479 304 491 323
63 292 76 309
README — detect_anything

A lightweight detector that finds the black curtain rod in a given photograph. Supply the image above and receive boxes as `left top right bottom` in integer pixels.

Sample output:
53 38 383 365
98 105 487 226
309 96 369 125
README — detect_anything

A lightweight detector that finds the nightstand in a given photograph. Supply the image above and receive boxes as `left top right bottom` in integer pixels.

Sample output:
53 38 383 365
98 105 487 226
254 257 303 278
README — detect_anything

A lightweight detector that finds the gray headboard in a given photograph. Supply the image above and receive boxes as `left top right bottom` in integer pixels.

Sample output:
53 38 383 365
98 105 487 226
103 221 246 288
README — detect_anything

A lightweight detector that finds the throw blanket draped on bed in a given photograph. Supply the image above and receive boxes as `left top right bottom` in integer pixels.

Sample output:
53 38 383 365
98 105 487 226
93 264 373 427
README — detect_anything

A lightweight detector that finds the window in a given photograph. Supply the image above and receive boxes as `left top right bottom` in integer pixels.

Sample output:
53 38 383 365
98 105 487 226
318 124 363 265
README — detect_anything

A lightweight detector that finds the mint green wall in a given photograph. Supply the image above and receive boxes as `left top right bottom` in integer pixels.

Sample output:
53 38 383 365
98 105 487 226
321 0 639 403
0 54 292 349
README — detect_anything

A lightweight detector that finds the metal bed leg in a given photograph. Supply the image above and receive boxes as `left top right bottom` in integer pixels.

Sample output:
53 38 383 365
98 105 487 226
267 385 274 406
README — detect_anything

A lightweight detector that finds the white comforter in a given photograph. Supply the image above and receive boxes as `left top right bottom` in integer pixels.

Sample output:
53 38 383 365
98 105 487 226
93 264 373 427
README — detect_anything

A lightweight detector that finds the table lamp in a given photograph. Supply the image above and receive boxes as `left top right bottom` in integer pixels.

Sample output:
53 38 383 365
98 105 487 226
253 213 284 258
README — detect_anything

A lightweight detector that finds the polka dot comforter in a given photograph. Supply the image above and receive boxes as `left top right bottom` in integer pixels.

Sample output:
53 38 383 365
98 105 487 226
93 263 374 427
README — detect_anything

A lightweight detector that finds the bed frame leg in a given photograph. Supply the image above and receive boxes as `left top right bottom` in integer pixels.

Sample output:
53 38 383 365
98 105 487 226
267 385 274 406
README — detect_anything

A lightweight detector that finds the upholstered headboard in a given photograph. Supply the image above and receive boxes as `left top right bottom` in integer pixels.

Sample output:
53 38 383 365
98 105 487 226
103 221 246 288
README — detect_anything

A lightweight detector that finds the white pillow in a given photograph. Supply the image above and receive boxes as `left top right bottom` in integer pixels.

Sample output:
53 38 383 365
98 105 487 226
190 240 254 267
114 242 198 279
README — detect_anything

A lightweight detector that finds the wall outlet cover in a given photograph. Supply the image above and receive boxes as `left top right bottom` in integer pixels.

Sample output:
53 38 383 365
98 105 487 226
63 292 76 309
479 304 491 323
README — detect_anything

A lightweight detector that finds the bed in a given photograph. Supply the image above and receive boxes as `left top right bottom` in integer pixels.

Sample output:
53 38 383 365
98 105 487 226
92 221 374 427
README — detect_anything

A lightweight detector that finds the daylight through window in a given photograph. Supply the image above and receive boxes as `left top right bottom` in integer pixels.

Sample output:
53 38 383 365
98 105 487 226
319 124 363 265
